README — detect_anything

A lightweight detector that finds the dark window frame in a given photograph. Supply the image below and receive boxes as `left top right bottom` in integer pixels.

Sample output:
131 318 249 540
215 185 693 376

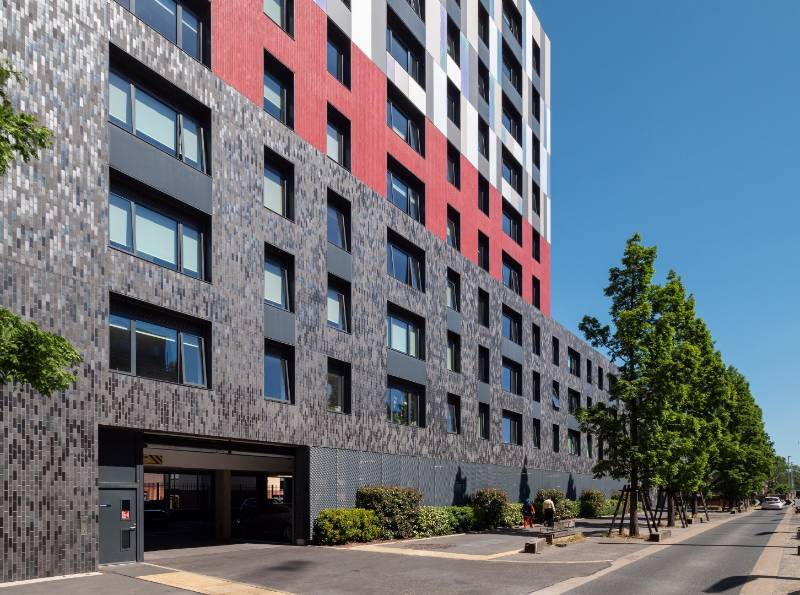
478 345 490 384
326 103 351 170
446 393 461 434
386 376 426 427
502 305 522 345
263 243 295 312
447 331 461 373
386 304 426 360
263 50 294 129
386 230 425 291
502 410 523 446
446 268 461 312
326 18 351 88
478 402 490 440
326 274 351 334
387 156 425 224
501 357 523 396
263 0 294 36
502 252 522 296
446 206 461 252
327 189 351 252
478 288 490 327
263 147 294 220
478 232 490 272
326 357 352 414
502 200 522 245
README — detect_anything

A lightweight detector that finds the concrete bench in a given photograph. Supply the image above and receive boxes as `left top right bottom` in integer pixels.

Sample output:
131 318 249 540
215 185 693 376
649 529 672 542
524 538 546 554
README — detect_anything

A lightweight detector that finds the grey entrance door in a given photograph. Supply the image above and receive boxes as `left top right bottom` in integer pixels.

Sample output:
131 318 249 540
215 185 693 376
99 488 138 564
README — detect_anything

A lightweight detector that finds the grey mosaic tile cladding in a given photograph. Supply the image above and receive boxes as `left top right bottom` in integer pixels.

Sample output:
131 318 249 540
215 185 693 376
0 0 617 582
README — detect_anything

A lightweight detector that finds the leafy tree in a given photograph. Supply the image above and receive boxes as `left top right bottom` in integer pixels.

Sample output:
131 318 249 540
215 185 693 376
0 307 81 396
0 60 53 175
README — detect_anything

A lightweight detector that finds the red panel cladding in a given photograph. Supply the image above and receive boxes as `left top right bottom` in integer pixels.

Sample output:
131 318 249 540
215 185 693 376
212 0 552 316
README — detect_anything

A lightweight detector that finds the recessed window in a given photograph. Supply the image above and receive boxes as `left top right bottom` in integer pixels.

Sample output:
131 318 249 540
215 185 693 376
599 367 605 390
109 185 206 280
568 348 581 377
478 232 490 272
447 81 460 128
447 143 460 188
263 51 294 128
327 104 351 169
446 206 460 252
264 0 293 35
264 244 294 311
568 429 581 456
532 370 541 402
501 43 521 93
501 358 522 396
552 424 560 452
387 10 425 86
478 175 490 215
502 150 522 194
478 61 489 102
586 359 593 384
502 305 522 345
551 380 561 409
478 3 489 46
502 0 521 43
263 148 294 219
264 340 293 402
502 410 522 445
532 135 541 169
568 389 581 414
403 0 425 22
387 377 425 426
446 18 460 64
532 418 541 449
532 323 541 355
446 269 461 312
478 345 490 384
326 358 351 413
387 231 425 291
478 118 489 159
327 190 351 252
327 19 351 87
502 253 522 296
387 84 424 154
587 433 594 458
502 97 522 143
587 396 593 408
447 332 461 373
552 336 560 366
387 157 425 223
532 38 541 75
478 402 490 440
502 201 522 245
327 275 351 333
387 306 424 359
446 394 461 434
532 181 541 215
533 230 541 262
478 288 490 327
532 276 541 309
131 0 206 63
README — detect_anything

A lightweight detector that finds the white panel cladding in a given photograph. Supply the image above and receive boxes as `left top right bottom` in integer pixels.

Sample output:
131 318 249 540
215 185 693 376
350 0 374 62
386 54 427 115
462 100 479 165
502 180 525 215
432 61 448 134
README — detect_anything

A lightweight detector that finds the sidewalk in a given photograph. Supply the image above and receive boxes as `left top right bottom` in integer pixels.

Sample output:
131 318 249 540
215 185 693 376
741 507 800 595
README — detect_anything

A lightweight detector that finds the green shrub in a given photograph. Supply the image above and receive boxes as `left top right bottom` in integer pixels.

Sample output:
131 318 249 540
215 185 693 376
534 488 578 521
314 508 380 545
473 488 508 529
414 506 453 538
580 489 607 518
355 485 422 539
557 498 579 520
445 505 475 533
602 498 621 517
500 502 524 527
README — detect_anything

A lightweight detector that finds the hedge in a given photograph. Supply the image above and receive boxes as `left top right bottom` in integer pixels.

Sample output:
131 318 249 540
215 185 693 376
501 502 524 527
314 508 381 545
535 488 578 521
472 488 508 529
579 489 607 518
355 485 422 539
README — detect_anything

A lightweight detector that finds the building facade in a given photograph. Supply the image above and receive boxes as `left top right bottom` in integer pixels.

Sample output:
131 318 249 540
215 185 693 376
0 0 618 582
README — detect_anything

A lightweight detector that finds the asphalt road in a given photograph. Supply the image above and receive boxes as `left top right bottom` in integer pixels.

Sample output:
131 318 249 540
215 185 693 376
567 509 791 595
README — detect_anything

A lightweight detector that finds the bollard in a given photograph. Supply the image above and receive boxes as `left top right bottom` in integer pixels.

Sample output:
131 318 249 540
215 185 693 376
797 545 800 556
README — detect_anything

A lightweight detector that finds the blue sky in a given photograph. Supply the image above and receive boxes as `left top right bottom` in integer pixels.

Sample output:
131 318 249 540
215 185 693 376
532 0 800 466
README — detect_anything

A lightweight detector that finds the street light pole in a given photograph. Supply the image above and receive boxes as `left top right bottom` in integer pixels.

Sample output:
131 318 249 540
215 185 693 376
788 456 793 495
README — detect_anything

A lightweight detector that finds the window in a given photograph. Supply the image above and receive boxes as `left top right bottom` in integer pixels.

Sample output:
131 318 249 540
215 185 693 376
587 433 594 458
532 181 541 215
327 190 351 252
587 396 593 408
532 38 541 75
532 85 541 121
502 201 522 244
551 380 561 409
446 18 460 65
387 306 424 359
478 345 490 383
568 389 581 414
502 358 522 396
387 232 424 291
108 71 207 172
327 19 351 87
552 424 560 452
532 418 541 449
502 305 522 345
387 12 425 85
387 84 424 154
264 244 293 311
263 148 293 219
502 150 522 194
109 186 206 279
501 44 521 93
478 61 489 103
586 359 593 384
478 118 489 159
478 232 490 271
263 51 294 128
446 206 460 251
478 175 490 215
532 230 541 262
552 336 560 366
109 298 208 387
532 135 541 169
446 269 461 312
502 253 522 295
478 3 489 46
264 0 293 35
447 143 460 188
478 288 490 327
532 370 541 402
446 394 461 434
532 323 541 355
599 367 605 390
130 0 205 63
387 158 425 223
502 411 522 445
403 0 424 22
532 276 541 309
327 104 351 169
568 348 581 377
326 358 351 413
478 402 490 440
387 377 425 426
264 340 292 402
447 332 461 373
447 81 460 127
502 0 521 43
327 275 351 333
502 98 521 143
568 429 581 456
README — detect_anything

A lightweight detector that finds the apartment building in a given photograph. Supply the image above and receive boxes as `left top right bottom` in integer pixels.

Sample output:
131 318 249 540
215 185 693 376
0 0 618 581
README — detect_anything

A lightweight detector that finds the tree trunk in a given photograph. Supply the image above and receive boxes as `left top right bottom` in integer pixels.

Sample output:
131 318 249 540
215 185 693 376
691 493 697 517
629 400 640 537
667 492 675 527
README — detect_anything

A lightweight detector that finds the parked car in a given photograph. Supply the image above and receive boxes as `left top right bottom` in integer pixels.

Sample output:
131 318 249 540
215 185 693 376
761 496 784 510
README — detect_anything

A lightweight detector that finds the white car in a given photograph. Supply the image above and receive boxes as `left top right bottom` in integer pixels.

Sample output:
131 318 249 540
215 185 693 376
761 496 785 510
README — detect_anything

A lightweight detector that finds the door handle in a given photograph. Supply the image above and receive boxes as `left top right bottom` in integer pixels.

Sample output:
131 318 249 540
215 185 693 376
99 504 110 508
127 524 137 530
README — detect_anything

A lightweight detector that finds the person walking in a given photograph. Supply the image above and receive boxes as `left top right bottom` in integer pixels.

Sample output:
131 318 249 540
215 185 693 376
522 498 536 528
543 497 555 527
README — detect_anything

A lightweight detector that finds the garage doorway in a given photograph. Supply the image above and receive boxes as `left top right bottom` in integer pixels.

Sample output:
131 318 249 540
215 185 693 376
143 471 216 551
231 474 294 542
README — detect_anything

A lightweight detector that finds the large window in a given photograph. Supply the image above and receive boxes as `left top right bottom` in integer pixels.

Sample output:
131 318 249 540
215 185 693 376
502 150 522 194
478 175 490 215
502 0 521 42
109 187 205 279
446 394 461 434
478 232 490 272
478 288 490 327
126 0 205 62
552 336 560 366
599 367 605 390
446 18 460 64
387 13 424 85
263 148 293 219
502 253 522 296
264 244 293 311
586 359 593 385
327 104 351 169
502 201 522 244
264 340 293 402
587 433 594 458
446 269 460 312
327 190 351 251
478 118 489 159
478 402 490 440
533 230 541 262
501 44 521 93
502 98 522 143
447 82 460 128
532 276 541 309
326 358 351 413
551 380 561 409
478 3 489 46
387 160 424 223
387 233 424 291
532 181 541 215
387 307 424 359
532 418 541 449
327 19 351 88
109 71 206 172
478 61 489 102
446 206 460 252
447 143 460 188
478 345 490 383
447 332 461 373
387 86 424 154
568 429 581 456
568 348 581 377
502 306 522 345
532 370 541 402
532 38 541 75
568 389 581 414
264 0 293 35
387 378 425 426
263 51 294 128
532 323 541 355
502 410 522 445
552 424 560 452
502 358 522 395
327 275 351 333
532 85 541 122
109 298 208 387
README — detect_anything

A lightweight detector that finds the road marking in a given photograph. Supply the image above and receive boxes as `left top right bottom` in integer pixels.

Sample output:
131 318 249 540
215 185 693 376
740 508 795 595
347 543 521 560
0 572 101 589
133 564 292 595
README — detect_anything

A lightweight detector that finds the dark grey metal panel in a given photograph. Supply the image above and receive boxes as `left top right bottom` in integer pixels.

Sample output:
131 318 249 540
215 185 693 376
502 23 523 62
98 427 138 486
446 120 461 151
501 337 524 364
264 304 296 345
477 382 491 403
478 37 490 67
446 0 461 25
477 95 490 123
386 349 427 385
501 76 523 114
326 244 352 282
386 0 425 47
446 309 462 334
108 124 212 214
325 0 352 38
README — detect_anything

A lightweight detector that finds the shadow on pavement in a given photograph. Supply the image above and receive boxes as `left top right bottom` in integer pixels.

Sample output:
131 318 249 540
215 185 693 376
704 575 800 593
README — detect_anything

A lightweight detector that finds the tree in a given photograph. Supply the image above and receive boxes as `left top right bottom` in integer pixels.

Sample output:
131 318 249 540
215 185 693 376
0 308 81 396
0 60 53 175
